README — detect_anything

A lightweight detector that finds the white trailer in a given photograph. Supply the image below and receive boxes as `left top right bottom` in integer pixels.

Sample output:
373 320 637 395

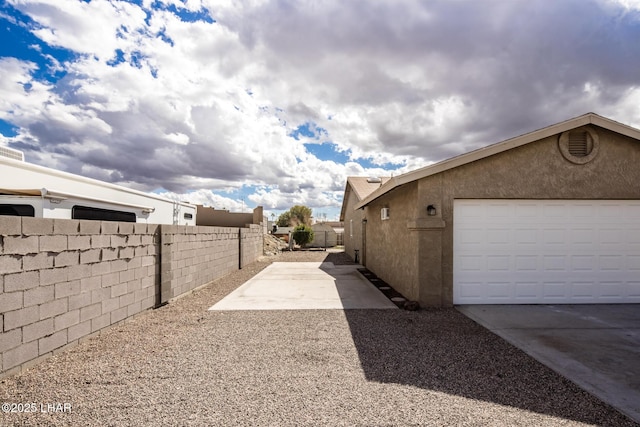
0 149 196 225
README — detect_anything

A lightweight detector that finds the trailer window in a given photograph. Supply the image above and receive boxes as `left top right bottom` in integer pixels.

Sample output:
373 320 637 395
72 205 136 222
0 204 35 217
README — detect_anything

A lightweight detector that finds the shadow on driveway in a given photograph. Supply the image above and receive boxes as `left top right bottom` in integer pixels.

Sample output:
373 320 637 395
341 308 637 426
257 252 634 425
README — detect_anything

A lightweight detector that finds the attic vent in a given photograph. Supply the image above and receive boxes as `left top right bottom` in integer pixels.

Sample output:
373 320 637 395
367 177 382 183
567 131 592 157
558 126 599 165
0 146 24 161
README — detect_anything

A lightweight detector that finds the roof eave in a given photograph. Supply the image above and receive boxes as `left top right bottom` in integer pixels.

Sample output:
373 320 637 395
354 113 640 209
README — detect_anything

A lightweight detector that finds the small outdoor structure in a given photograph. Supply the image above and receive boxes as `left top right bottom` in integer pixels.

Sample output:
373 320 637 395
343 113 640 307
271 226 294 243
309 222 338 248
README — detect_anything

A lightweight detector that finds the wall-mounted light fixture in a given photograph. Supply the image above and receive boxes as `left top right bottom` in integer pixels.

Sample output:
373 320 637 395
362 218 368 224
427 204 437 216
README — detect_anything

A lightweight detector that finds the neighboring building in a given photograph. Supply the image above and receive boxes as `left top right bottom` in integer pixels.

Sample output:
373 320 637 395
349 113 640 307
197 205 266 232
0 150 196 225
272 226 294 243
340 176 390 262
325 221 344 246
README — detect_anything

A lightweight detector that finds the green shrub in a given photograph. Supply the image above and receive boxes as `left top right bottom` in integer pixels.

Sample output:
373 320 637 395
292 224 314 247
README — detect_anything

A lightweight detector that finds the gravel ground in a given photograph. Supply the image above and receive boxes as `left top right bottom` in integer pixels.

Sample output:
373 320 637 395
0 250 637 426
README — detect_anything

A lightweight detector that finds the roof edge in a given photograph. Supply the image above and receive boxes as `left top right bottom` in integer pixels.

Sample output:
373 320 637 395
355 113 640 209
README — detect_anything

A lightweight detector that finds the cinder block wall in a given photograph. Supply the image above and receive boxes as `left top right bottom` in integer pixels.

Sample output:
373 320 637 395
1 218 264 378
161 225 253 303
241 225 263 269
0 217 160 378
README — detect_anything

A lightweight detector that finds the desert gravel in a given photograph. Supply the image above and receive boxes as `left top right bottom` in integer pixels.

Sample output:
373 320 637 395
0 250 637 426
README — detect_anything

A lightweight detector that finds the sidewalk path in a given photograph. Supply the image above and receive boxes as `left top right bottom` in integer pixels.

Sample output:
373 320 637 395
210 261 398 310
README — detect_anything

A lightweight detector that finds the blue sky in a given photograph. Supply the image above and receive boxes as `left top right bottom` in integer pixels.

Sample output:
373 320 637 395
1 0 640 222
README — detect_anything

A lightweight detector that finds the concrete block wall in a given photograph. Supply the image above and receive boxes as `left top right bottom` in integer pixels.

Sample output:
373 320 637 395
241 225 264 268
1 218 264 378
160 224 263 303
0 217 160 378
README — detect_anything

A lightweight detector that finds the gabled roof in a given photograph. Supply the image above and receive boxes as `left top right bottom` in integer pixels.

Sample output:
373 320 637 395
349 176 392 200
355 112 640 209
339 176 391 220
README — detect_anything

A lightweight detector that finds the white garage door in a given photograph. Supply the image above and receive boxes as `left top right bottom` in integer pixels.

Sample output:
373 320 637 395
453 200 640 304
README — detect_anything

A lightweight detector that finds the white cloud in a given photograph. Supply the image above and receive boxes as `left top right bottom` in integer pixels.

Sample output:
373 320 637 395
16 0 148 60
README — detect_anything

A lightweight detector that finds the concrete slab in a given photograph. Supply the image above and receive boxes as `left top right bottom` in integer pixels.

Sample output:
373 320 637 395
457 304 640 423
209 262 398 311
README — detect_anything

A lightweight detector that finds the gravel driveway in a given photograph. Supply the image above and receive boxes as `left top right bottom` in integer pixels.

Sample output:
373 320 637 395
0 251 636 426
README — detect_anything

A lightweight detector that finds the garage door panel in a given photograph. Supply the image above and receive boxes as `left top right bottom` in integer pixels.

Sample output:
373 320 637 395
487 228 510 244
544 204 568 218
543 255 567 271
515 282 539 300
628 282 640 297
454 200 640 304
487 255 510 271
600 255 624 270
570 228 595 246
599 282 625 299
516 255 538 270
571 282 595 299
487 282 512 300
628 255 640 270
543 228 566 245
543 282 568 298
571 255 596 271
458 228 485 244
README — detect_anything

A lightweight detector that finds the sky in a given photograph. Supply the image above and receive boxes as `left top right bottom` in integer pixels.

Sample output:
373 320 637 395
1 0 640 222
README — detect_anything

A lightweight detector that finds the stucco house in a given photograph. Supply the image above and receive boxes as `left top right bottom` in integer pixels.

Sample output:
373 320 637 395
340 176 391 262
344 113 640 307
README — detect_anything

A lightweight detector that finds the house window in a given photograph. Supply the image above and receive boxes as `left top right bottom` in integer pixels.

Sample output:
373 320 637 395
558 126 599 165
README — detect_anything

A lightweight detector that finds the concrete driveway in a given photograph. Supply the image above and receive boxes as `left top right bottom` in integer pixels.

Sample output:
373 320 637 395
209 261 398 310
457 304 640 423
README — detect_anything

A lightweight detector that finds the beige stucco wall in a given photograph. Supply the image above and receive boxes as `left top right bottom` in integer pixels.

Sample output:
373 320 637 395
363 125 640 306
196 206 259 228
364 182 421 302
343 188 364 261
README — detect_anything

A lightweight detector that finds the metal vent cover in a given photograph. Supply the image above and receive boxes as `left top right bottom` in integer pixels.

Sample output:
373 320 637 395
567 131 592 157
558 126 599 165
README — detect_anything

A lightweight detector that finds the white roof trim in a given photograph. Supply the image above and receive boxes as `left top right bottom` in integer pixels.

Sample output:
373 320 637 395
355 113 640 209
